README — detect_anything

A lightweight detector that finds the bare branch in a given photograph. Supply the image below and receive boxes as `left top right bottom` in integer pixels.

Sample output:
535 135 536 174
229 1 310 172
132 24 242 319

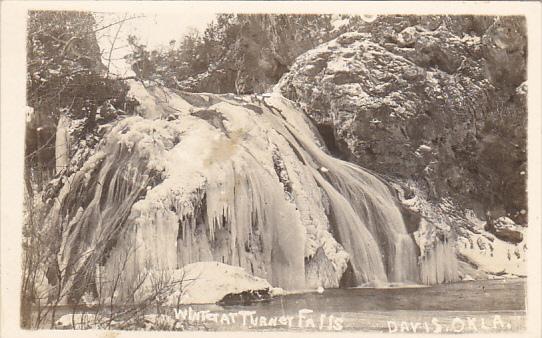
105 13 128 78
92 14 145 35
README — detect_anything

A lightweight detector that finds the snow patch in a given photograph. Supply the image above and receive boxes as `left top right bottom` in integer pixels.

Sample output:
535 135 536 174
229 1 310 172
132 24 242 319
458 230 526 277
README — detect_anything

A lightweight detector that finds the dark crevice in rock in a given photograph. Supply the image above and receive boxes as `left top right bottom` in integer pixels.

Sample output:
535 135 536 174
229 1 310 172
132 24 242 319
316 123 342 158
399 205 422 235
313 122 351 161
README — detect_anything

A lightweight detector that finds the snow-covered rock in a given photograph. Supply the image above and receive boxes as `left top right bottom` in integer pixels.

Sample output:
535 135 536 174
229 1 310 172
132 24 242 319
488 216 524 244
396 26 418 47
168 262 272 305
458 229 526 277
417 145 432 153
336 32 365 45
462 274 475 281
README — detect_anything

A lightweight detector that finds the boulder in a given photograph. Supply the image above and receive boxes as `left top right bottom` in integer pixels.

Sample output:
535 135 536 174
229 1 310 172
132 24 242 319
136 262 274 305
218 288 272 306
486 216 524 244
336 32 366 45
396 26 418 47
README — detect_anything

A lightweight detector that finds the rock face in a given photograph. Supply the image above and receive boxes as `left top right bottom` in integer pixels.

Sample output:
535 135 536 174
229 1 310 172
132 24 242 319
278 16 527 225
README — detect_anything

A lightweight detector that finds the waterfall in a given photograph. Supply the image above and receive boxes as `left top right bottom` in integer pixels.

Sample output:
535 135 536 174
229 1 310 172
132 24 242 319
264 95 420 284
47 83 458 302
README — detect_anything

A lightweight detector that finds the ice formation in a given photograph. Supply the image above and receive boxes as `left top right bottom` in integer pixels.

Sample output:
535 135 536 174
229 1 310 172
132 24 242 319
47 81 458 303
55 114 70 173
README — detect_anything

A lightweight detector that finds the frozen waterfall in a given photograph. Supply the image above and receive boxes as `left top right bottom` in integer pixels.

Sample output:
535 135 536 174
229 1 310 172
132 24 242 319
46 81 459 303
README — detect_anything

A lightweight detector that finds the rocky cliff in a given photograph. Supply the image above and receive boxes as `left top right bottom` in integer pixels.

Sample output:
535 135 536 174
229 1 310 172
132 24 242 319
275 16 527 279
279 16 527 221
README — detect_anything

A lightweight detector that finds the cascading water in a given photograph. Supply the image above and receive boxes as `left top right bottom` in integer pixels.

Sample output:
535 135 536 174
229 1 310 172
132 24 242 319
262 95 420 284
47 81 458 303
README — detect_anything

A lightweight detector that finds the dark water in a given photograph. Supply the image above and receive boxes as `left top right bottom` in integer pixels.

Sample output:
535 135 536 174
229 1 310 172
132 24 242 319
185 278 526 332
49 279 526 332
266 278 525 312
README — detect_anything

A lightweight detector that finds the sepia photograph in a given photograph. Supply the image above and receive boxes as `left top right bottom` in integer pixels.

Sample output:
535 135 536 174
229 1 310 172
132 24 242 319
1 1 541 336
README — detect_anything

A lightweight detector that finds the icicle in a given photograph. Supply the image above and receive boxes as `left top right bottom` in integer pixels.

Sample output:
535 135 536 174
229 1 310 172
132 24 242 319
419 237 459 284
55 114 71 174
